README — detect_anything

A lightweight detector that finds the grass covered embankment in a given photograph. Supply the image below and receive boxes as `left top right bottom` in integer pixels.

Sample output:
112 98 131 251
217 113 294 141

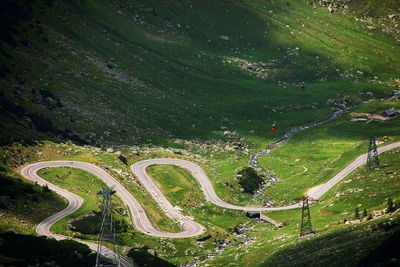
0 161 98 266
36 167 133 238
258 98 400 203
205 144 400 266
0 0 398 150
0 163 67 234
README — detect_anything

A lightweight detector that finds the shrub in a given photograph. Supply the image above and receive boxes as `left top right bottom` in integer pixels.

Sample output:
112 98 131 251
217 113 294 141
394 200 400 211
355 207 360 219
118 154 127 165
42 184 50 192
70 211 128 235
386 198 395 213
237 167 264 194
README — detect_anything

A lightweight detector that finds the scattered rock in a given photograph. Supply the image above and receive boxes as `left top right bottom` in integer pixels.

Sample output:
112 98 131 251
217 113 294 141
223 131 240 139
381 108 398 117
350 118 368 122
220 35 229 41
225 182 233 188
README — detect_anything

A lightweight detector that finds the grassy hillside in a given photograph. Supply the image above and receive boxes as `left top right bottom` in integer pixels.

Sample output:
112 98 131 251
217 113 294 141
36 167 133 238
6 139 395 266
258 99 400 203
0 163 98 266
0 141 252 264
1 0 400 266
0 0 398 149
0 231 97 267
0 163 67 234
263 213 400 267
204 144 400 266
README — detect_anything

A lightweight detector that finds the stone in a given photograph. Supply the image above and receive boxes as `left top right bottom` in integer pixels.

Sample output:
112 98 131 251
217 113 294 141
220 35 229 41
223 130 232 136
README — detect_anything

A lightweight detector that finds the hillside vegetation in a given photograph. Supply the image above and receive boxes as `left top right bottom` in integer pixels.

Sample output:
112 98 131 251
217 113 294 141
1 0 400 266
0 163 67 234
0 0 398 149
205 146 400 266
0 231 96 267
0 162 99 266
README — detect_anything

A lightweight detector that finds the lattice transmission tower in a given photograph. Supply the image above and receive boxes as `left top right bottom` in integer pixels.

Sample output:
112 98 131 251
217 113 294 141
366 136 379 170
298 196 317 237
95 186 121 267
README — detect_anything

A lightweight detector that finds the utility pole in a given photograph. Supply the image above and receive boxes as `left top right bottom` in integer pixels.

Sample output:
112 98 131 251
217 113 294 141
366 136 379 170
95 186 121 267
296 196 316 237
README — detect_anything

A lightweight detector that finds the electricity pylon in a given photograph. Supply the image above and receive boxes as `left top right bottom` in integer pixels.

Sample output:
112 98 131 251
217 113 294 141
95 186 121 267
366 136 379 170
296 196 317 237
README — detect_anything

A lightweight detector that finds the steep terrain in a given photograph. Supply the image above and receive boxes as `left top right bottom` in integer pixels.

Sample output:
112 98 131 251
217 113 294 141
1 0 400 266
1 0 399 148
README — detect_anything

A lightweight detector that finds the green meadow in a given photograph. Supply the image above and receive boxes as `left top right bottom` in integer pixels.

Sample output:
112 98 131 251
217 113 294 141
0 0 398 149
0 0 399 266
205 146 400 266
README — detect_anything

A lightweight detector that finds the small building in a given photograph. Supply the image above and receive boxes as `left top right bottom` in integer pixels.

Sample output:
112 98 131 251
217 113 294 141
381 108 398 117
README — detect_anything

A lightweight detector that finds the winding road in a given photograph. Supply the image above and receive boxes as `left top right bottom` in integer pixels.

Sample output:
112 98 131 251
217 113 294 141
21 141 400 263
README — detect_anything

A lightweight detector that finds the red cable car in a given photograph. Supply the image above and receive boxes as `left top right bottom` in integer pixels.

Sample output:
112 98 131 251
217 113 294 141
272 121 276 131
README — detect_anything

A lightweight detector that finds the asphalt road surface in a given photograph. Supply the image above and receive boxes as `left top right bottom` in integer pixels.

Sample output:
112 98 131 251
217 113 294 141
21 141 400 262
131 141 399 211
131 158 302 211
22 161 135 267
309 141 400 199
